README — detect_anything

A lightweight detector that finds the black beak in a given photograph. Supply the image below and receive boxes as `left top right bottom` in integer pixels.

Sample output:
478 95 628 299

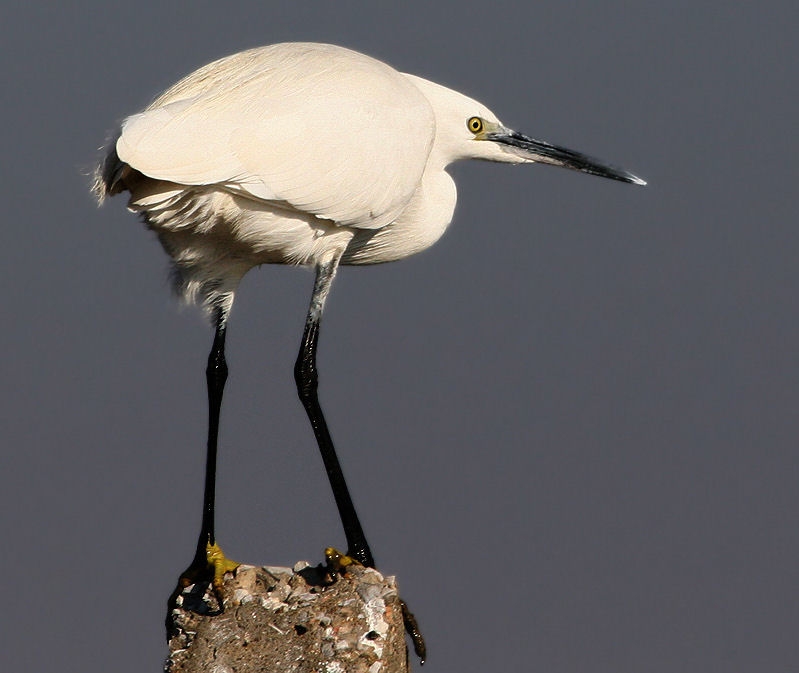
487 129 646 186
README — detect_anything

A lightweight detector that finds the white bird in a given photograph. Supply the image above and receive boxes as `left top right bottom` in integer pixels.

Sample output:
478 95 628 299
94 42 644 657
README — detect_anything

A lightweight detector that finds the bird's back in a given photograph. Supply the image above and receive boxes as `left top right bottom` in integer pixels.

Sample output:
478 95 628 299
105 43 436 230
94 43 445 316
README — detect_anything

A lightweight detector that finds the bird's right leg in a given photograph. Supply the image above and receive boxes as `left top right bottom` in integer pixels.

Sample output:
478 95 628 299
166 310 239 638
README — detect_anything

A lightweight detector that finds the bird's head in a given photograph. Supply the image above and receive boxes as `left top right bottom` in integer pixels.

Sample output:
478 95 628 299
405 74 645 186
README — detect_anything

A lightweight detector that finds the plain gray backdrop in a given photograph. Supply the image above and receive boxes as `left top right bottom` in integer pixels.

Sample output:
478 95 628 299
2 2 798 671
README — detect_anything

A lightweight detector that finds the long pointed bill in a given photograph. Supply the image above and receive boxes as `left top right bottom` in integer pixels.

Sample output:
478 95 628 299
487 129 646 186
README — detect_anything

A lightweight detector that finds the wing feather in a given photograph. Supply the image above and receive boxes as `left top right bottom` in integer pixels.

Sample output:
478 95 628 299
116 43 435 229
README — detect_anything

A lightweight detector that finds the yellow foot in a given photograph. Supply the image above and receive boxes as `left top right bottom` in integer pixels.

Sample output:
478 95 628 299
166 541 240 640
324 546 361 574
206 541 240 589
324 547 427 664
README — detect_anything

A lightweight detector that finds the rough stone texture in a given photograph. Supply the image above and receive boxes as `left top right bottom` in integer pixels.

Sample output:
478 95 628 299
166 562 409 673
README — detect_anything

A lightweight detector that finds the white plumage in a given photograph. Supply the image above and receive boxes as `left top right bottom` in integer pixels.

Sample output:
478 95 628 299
98 42 645 316
93 44 644 655
98 43 503 314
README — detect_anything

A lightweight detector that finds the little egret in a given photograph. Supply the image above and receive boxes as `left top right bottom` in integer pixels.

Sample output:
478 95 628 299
94 41 645 657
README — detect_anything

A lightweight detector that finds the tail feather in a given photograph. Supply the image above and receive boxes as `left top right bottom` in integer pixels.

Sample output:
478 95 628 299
92 132 126 204
91 132 246 323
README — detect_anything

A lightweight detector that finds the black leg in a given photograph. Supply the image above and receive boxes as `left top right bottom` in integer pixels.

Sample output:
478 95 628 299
294 265 427 662
197 313 227 556
166 310 238 638
294 259 375 568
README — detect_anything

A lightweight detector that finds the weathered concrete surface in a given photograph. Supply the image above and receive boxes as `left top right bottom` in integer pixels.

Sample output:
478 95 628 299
166 562 409 673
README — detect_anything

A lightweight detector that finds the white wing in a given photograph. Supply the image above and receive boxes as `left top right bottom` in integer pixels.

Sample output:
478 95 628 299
116 43 435 229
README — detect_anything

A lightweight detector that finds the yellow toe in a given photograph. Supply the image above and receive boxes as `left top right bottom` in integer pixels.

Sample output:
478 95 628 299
206 541 240 587
325 547 361 573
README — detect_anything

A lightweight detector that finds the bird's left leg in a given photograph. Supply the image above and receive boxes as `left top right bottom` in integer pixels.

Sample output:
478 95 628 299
166 309 239 637
295 257 427 663
294 254 375 568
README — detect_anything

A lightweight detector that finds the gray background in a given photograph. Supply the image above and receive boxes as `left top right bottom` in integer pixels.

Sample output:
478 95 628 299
2 2 797 671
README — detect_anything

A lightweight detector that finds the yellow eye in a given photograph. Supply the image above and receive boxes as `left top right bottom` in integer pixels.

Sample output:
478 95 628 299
467 116 484 134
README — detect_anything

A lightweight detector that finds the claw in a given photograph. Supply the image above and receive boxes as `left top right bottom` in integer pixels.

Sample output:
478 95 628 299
324 547 427 664
206 541 240 588
166 541 239 640
325 546 361 574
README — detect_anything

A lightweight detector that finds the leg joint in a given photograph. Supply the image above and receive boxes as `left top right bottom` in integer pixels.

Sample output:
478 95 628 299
206 348 229 389
294 350 318 400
